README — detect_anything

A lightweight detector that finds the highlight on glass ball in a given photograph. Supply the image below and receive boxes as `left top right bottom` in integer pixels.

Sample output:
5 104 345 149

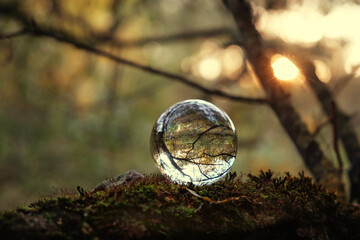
150 99 238 186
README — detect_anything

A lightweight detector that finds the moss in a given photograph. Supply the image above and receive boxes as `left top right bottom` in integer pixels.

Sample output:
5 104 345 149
0 170 359 239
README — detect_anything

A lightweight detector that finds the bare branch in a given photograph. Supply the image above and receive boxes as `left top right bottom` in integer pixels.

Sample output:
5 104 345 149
264 40 360 197
0 6 266 104
297 59 360 201
223 0 343 197
101 28 235 48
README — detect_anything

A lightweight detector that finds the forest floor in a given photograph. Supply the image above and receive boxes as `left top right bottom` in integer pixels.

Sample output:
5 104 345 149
0 170 359 240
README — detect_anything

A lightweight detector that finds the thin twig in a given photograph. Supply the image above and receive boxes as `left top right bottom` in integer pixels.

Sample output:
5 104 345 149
183 187 243 204
331 101 343 173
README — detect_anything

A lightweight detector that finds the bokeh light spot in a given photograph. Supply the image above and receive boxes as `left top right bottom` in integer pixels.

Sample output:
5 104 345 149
271 56 299 81
198 57 222 81
222 45 244 79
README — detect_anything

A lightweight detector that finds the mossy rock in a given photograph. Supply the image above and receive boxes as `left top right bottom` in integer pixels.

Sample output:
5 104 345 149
0 170 359 239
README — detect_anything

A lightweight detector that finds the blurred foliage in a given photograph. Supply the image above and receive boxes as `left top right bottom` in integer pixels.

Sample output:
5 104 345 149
0 0 359 209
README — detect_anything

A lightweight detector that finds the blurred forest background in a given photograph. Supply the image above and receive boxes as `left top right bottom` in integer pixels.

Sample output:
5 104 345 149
1 0 360 209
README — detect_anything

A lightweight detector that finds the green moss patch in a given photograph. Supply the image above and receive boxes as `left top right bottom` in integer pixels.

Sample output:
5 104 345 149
0 170 359 239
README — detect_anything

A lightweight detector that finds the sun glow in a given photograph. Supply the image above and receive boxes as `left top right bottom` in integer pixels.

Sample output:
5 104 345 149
258 2 360 73
271 56 299 81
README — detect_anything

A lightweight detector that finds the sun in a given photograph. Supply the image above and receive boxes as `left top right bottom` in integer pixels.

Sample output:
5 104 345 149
271 55 299 81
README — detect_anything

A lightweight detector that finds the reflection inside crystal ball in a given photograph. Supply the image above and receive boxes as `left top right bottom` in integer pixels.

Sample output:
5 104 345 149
150 99 237 186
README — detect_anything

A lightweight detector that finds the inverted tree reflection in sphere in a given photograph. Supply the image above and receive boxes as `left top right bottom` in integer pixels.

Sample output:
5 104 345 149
150 99 237 186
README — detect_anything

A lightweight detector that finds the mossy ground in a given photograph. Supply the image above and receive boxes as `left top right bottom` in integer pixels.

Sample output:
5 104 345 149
0 170 359 239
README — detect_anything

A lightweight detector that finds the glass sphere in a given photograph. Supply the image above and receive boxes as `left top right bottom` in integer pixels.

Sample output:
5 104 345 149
150 99 237 186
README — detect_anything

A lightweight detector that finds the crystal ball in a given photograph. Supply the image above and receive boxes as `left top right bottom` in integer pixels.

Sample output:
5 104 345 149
150 99 237 186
